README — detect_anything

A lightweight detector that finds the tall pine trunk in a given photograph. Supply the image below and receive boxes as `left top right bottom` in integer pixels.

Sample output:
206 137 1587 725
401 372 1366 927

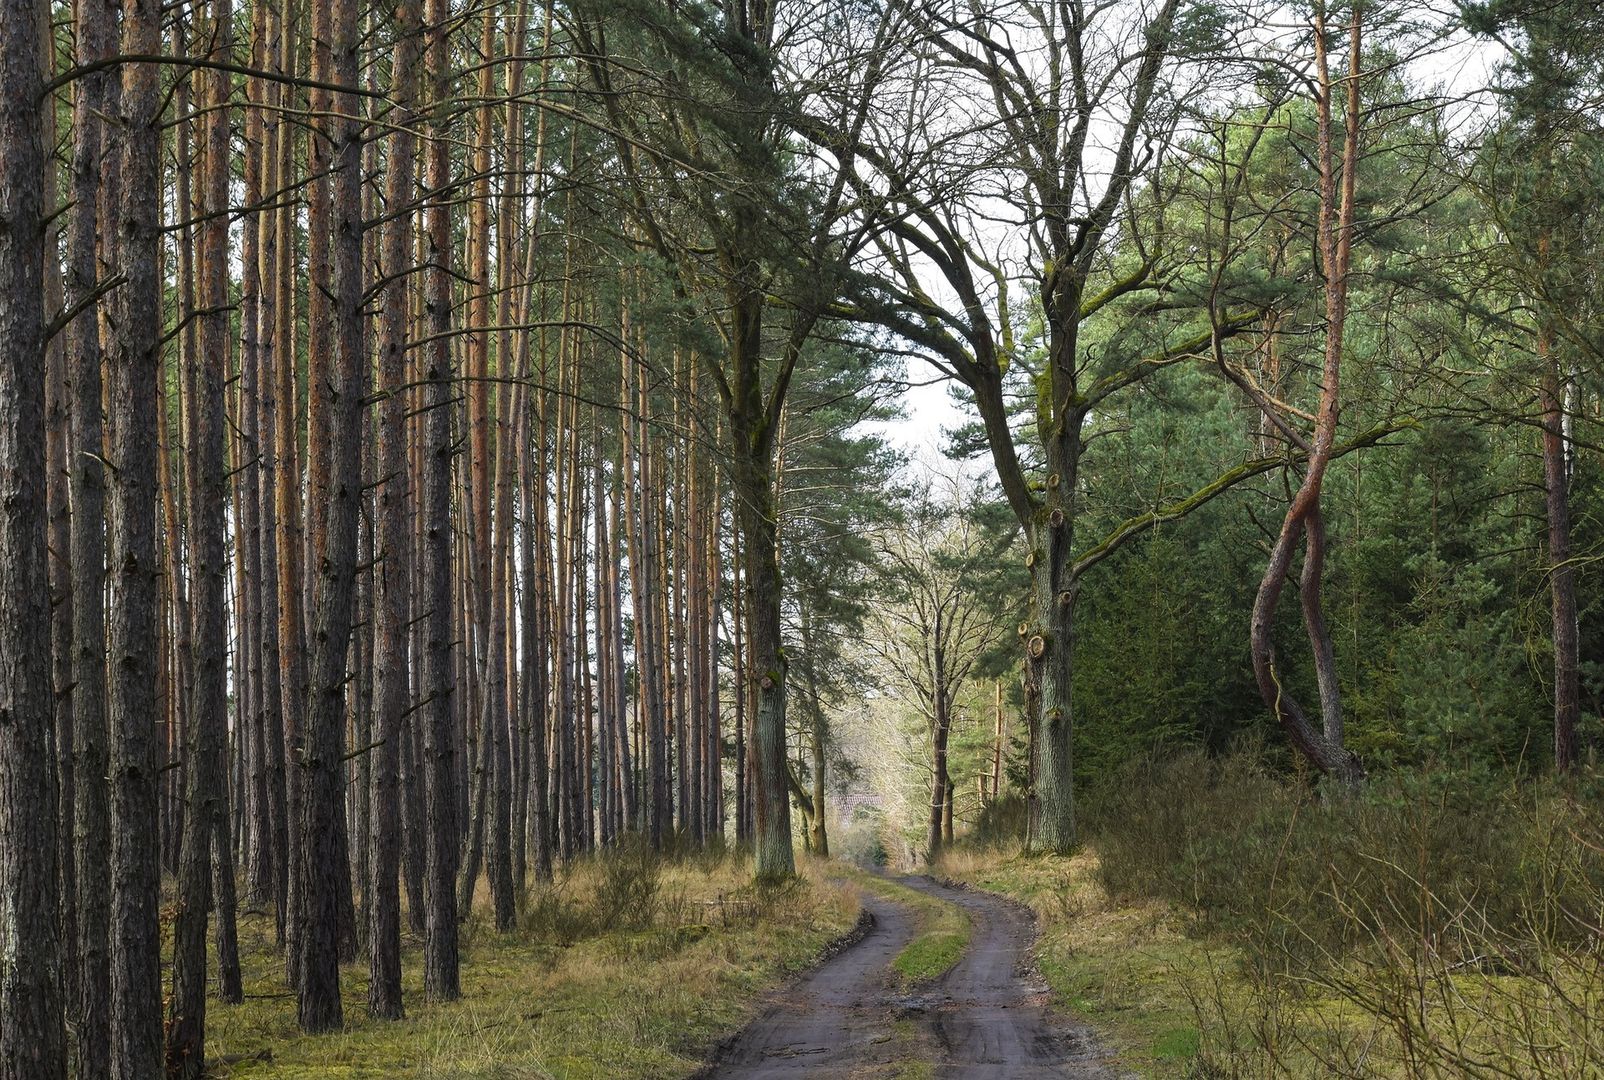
108 0 166 1070
1540 318 1579 774
368 0 421 1020
422 0 461 998
0 0 66 1069
65 0 117 1065
296 0 367 1029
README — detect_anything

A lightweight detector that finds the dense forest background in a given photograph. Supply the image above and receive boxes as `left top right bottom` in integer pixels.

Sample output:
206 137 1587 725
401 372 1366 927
0 0 1601 1076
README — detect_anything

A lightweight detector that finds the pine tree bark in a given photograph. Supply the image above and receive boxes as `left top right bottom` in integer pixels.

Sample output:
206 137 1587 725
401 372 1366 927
800 607 828 858
422 0 461 999
0 0 66 1069
65 0 117 1065
522 225 555 873
521 324 554 879
108 0 166 1071
609 453 638 835
37 5 74 1040
156 342 188 882
732 529 748 846
296 0 367 1029
168 6 244 1067
45 98 77 1080
576 468 596 852
241 5 280 898
621 319 669 847
704 482 723 840
482 19 525 912
275 1 310 977
1540 317 1580 774
368 0 421 1021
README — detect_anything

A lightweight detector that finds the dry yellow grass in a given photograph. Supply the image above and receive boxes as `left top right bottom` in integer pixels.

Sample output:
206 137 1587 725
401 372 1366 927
937 843 1604 1078
203 853 860 1079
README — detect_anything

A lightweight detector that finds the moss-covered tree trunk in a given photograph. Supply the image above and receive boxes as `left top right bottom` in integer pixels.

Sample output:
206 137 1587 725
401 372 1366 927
1024 400 1082 855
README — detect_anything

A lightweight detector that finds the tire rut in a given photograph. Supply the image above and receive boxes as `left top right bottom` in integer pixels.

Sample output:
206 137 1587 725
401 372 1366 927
697 873 1123 1079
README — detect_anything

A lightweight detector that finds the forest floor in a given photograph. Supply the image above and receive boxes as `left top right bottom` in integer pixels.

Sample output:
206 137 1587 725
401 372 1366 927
201 852 859 1079
697 869 1123 1079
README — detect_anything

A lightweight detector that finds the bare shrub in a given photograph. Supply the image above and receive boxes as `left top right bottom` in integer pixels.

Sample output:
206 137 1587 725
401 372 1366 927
1092 752 1604 1076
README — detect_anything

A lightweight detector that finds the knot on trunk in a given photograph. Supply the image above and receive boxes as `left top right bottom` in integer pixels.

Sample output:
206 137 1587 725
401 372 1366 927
1026 634 1047 660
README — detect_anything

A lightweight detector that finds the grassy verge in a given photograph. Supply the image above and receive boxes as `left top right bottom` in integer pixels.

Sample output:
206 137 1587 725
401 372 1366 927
938 758 1604 1078
204 852 860 1079
836 868 970 985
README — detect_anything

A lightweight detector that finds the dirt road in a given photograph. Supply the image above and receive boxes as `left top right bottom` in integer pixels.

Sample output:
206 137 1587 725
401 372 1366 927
697 874 1122 1079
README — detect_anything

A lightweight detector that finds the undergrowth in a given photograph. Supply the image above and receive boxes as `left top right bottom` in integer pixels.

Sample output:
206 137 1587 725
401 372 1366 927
203 847 859 1079
939 751 1604 1078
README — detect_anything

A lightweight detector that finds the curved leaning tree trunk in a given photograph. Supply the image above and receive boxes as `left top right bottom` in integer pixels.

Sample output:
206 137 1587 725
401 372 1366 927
1248 5 1365 787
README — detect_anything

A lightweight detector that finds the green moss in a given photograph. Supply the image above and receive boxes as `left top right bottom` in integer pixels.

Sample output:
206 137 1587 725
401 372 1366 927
892 929 967 984
837 869 972 987
1151 1026 1200 1060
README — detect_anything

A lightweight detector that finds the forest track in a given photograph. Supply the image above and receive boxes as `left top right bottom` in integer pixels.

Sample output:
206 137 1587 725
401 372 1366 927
696 873 1122 1079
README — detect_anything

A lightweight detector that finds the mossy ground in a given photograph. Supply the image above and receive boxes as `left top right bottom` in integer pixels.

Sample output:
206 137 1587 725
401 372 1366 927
200 854 859 1079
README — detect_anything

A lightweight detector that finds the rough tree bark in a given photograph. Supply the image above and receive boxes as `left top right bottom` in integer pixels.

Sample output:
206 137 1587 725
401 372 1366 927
368 0 422 1021
238 0 272 908
799 607 829 858
729 410 794 879
65 0 117 1065
98 0 166 1071
45 60 77 1080
296 0 367 1029
422 0 461 999
106 0 166 1071
0 0 66 1069
168 4 245 1068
